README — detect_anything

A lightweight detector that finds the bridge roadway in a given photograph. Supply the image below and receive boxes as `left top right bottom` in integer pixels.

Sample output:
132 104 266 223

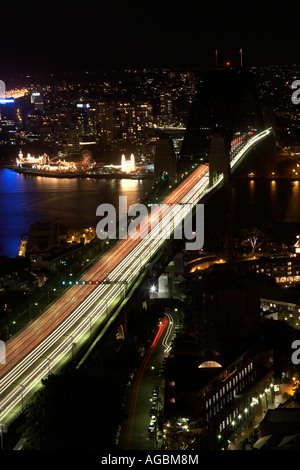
0 128 272 426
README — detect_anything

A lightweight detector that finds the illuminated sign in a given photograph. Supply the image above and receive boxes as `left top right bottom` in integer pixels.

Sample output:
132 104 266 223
0 98 14 104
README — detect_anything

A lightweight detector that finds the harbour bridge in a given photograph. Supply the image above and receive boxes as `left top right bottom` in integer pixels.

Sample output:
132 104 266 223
0 68 274 429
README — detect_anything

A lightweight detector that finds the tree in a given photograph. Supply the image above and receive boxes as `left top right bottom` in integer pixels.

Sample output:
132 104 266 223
241 227 261 255
20 368 106 450
20 339 140 450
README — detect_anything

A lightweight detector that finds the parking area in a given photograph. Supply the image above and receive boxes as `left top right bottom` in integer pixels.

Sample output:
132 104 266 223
119 310 179 450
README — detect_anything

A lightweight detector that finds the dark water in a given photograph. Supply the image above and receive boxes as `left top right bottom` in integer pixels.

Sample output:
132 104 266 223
232 178 300 225
0 169 154 257
1 169 300 258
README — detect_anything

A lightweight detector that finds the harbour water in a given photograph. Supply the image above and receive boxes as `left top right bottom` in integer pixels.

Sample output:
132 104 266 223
0 169 154 257
1 168 300 258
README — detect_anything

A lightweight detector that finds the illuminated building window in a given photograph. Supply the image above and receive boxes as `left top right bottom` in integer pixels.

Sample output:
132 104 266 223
198 361 222 368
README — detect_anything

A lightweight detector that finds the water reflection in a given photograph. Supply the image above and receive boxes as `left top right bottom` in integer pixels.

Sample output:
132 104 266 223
2 168 300 258
248 179 255 204
286 181 300 221
0 170 153 257
270 179 277 200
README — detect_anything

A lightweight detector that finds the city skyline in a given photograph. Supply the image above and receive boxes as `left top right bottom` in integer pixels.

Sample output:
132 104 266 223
1 0 300 456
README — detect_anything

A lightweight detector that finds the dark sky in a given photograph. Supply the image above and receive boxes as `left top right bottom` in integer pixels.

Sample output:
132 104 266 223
1 1 299 78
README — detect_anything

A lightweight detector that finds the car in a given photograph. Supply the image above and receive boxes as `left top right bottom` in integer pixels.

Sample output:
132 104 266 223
148 423 155 433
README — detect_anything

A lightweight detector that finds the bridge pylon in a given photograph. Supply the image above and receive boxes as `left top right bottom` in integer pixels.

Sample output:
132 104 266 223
208 133 230 187
208 133 234 263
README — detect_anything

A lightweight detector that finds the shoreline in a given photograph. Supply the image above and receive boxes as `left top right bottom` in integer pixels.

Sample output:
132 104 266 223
5 166 154 180
233 175 300 181
4 166 300 182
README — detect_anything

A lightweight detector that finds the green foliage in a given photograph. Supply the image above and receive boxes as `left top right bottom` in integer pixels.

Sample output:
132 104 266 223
20 339 140 450
240 424 260 450
20 368 105 450
176 278 203 331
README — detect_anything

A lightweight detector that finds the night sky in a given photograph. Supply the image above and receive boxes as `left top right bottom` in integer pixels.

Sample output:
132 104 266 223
1 1 299 78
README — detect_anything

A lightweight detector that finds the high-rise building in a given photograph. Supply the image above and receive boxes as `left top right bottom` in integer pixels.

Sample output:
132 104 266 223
113 101 136 142
64 125 81 156
31 91 44 111
134 100 153 134
0 98 17 143
93 99 153 145
159 92 173 125
94 100 114 144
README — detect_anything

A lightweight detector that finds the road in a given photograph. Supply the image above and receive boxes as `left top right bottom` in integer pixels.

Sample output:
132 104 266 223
0 128 271 425
0 163 209 424
121 310 177 450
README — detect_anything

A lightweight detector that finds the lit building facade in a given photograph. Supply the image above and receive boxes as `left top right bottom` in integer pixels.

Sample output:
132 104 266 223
164 345 274 450
121 154 135 173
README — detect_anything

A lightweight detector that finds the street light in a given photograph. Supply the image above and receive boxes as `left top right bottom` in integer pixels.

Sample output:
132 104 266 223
40 356 51 375
12 382 25 412
63 335 76 361
83 315 93 337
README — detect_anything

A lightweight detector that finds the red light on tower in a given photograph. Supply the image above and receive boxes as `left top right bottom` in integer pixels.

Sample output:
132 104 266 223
226 61 230 67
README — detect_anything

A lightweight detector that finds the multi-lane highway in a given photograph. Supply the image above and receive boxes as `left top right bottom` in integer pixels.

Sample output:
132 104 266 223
0 128 271 426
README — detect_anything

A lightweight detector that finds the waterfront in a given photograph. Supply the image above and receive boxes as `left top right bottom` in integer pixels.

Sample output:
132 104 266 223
232 178 300 225
0 169 154 257
1 169 300 258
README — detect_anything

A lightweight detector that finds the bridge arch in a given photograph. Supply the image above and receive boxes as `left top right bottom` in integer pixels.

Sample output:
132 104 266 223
178 68 264 172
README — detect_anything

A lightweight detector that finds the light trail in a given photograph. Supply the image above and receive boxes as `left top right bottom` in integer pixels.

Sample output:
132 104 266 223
162 311 174 354
0 128 271 425
122 316 168 450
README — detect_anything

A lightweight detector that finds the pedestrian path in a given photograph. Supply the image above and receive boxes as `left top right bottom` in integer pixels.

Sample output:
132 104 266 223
228 383 292 450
